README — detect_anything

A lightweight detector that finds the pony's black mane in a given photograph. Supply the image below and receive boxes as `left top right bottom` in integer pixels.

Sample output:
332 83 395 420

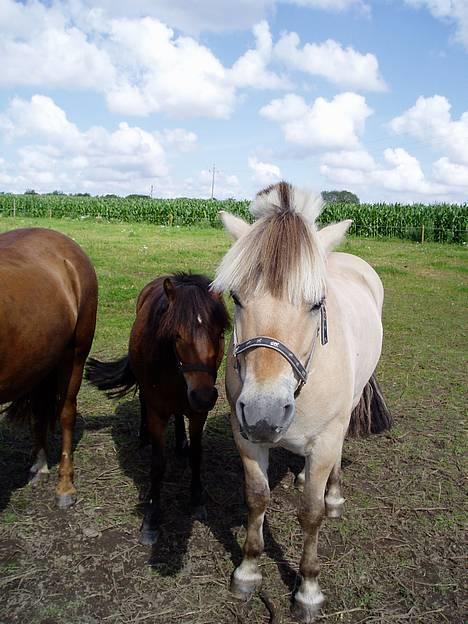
147 273 229 355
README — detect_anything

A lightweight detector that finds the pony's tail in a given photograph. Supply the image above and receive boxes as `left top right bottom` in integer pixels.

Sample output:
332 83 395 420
85 356 136 399
347 373 392 437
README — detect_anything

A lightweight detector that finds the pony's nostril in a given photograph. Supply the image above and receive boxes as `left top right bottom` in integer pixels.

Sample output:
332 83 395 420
284 403 294 421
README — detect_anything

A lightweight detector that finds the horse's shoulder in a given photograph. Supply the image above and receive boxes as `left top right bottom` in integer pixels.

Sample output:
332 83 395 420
327 251 383 307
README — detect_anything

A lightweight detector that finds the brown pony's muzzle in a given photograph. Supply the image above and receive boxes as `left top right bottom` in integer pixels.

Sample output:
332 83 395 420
188 385 218 412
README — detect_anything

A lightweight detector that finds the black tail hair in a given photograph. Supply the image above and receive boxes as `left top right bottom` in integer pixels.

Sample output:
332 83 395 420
347 373 392 438
85 356 136 399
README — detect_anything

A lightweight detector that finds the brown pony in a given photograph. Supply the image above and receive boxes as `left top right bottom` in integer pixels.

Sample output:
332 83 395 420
0 228 98 508
86 273 229 545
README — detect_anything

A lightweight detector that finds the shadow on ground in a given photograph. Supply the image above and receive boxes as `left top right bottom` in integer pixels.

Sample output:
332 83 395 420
109 395 308 591
0 415 87 512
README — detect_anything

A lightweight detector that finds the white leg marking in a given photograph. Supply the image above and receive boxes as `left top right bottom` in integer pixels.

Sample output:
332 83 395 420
30 448 49 475
295 578 325 609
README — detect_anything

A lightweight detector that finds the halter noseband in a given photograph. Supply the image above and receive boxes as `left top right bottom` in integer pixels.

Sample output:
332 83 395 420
174 344 218 381
232 303 328 398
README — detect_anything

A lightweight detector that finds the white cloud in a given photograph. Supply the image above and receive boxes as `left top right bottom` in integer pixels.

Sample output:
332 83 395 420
260 92 373 151
230 21 289 89
0 95 181 193
432 157 468 187
0 1 116 90
274 34 386 91
404 0 468 49
390 95 468 165
321 147 448 196
248 156 282 185
0 95 82 146
106 18 235 118
321 149 376 170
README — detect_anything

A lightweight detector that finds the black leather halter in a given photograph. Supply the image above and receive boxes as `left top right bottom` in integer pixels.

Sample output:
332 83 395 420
232 303 328 397
173 344 217 381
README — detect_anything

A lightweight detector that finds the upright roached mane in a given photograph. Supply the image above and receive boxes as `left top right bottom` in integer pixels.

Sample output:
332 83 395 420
212 182 327 306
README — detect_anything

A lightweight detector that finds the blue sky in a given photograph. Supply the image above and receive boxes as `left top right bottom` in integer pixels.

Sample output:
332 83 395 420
0 0 467 201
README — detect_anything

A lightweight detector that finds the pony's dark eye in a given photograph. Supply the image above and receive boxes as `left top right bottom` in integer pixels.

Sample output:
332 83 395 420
310 298 324 313
230 291 243 308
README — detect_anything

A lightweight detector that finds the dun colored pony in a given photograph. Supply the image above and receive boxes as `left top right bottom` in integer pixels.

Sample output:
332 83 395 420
0 228 98 508
86 273 229 545
212 183 391 622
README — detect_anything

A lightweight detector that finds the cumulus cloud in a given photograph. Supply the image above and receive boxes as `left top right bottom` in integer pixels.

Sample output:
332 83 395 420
0 2 387 119
260 92 373 152
0 95 203 194
274 34 386 91
230 21 290 89
432 157 468 188
248 156 282 185
320 147 448 196
404 0 468 49
390 95 468 165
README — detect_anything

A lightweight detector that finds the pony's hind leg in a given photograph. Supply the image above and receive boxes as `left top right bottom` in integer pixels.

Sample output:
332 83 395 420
325 460 345 519
29 374 57 486
30 413 50 486
55 345 89 508
231 444 269 600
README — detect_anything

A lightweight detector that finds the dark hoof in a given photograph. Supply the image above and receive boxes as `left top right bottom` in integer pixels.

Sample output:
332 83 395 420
29 470 49 487
139 528 159 546
56 492 76 509
291 596 324 623
191 504 207 522
230 573 261 601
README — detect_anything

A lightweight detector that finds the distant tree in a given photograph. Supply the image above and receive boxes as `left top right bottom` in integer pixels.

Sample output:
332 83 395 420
24 189 38 195
50 190 64 195
125 194 151 200
322 190 360 204
102 194 119 199
73 192 91 197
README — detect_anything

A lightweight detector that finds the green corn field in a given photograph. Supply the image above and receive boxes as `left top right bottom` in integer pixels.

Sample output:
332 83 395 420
0 194 466 243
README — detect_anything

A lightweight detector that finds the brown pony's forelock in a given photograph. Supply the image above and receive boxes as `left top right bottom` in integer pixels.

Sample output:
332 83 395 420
150 273 230 342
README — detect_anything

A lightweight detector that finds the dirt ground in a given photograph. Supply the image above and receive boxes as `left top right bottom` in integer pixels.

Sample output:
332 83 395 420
0 224 466 624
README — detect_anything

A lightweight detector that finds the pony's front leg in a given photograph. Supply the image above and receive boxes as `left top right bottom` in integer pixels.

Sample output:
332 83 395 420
188 412 208 519
292 452 329 622
140 412 167 546
231 445 270 600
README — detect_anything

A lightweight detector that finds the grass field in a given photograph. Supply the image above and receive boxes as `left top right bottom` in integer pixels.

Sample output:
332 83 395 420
0 216 466 624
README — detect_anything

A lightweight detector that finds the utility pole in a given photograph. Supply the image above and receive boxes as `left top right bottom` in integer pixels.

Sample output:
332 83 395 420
210 164 216 199
150 184 153 198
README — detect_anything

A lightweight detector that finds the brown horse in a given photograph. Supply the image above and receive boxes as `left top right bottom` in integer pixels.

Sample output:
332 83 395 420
86 273 229 545
0 228 98 508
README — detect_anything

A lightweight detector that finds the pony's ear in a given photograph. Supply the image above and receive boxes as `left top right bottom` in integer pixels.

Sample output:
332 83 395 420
163 278 176 302
318 219 352 253
219 210 251 241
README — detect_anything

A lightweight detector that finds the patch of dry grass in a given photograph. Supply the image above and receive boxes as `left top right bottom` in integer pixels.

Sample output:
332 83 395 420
0 217 466 624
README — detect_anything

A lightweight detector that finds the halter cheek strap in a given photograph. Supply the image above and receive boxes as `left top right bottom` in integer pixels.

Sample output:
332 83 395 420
232 302 328 398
